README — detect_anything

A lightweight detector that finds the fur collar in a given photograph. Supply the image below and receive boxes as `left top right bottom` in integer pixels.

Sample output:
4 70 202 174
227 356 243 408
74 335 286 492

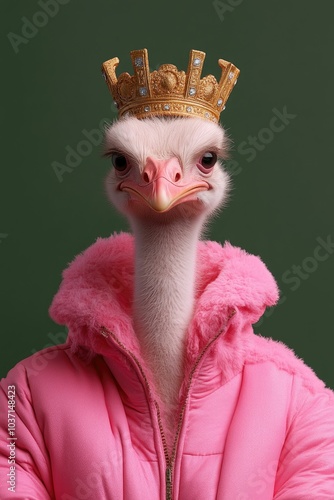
49 232 279 365
49 233 326 402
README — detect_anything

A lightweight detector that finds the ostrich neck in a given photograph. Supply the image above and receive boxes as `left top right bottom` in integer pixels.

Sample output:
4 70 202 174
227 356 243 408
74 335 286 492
132 216 203 409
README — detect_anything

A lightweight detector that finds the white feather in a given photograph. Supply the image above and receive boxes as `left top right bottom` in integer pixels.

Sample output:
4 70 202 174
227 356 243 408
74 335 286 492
104 116 231 436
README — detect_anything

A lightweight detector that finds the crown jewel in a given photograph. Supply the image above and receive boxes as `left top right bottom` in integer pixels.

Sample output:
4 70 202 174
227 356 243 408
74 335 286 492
102 49 240 123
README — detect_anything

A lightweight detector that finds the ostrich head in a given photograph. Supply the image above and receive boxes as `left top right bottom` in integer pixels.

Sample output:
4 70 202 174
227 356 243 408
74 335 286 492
104 115 230 228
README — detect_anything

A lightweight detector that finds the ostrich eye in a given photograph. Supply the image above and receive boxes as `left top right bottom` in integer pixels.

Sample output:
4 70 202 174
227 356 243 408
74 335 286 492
111 153 128 172
200 152 217 169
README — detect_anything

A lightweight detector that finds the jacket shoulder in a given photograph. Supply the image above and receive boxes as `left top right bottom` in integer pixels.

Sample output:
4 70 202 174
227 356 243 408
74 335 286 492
1 344 71 384
246 333 331 394
0 343 101 391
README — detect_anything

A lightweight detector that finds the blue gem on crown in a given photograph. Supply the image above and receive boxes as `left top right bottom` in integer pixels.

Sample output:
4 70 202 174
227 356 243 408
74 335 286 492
139 87 148 96
135 57 144 67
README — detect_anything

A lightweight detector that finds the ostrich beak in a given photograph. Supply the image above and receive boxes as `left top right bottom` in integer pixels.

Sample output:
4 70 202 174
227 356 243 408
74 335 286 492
119 157 210 212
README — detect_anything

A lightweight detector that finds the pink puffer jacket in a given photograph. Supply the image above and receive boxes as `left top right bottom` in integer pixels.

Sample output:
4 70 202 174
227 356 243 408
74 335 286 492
1 233 333 499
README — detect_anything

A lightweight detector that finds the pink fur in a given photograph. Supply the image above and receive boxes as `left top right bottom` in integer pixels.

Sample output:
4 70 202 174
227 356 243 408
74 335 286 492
49 233 323 399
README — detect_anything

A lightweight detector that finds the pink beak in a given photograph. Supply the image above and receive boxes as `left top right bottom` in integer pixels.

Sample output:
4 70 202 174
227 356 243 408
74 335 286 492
119 157 210 212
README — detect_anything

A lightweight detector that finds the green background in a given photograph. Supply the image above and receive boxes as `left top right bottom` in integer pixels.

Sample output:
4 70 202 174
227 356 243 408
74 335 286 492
1 0 333 387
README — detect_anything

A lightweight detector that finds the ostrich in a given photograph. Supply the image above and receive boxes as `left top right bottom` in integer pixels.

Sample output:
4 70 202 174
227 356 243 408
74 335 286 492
101 49 237 440
102 49 239 438
103 115 229 434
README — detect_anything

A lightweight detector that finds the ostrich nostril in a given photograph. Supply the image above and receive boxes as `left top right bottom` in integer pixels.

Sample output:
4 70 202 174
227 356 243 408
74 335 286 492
143 172 150 183
174 172 181 182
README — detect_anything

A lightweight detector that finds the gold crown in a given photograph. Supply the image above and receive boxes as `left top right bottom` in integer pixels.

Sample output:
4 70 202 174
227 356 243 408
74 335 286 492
101 48 240 123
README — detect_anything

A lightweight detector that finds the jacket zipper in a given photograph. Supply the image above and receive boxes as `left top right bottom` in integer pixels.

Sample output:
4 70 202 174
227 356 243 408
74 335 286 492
100 308 235 500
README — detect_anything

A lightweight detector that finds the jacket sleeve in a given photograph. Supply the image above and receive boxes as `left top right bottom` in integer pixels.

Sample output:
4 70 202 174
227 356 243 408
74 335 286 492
274 378 334 498
0 362 53 499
